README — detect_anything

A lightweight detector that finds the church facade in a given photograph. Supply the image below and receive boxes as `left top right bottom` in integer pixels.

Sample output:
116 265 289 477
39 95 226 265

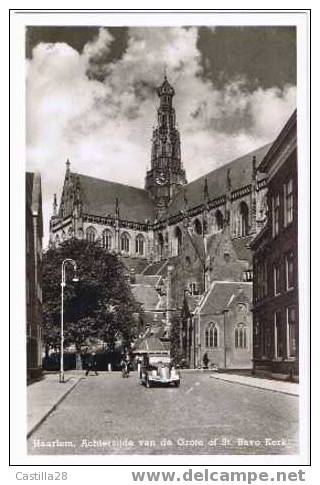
50 75 273 369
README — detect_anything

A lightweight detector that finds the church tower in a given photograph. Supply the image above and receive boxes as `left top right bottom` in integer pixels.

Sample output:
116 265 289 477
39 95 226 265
145 74 187 212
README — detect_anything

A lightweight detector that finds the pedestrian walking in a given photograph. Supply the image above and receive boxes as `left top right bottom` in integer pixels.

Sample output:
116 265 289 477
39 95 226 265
203 353 209 369
85 352 98 376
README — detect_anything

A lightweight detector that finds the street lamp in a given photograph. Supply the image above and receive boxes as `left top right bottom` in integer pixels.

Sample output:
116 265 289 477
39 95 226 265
60 258 78 383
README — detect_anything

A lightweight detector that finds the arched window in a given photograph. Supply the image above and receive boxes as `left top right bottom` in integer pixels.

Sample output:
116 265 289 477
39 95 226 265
68 227 73 237
238 202 249 237
194 218 202 235
102 229 112 250
205 323 218 348
158 233 164 259
235 324 247 349
215 210 224 231
135 234 145 255
86 226 96 243
55 234 60 246
121 232 130 253
61 230 66 241
175 226 182 255
78 228 84 239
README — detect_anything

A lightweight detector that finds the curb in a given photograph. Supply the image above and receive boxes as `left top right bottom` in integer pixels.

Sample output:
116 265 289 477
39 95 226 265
209 374 299 397
27 377 83 439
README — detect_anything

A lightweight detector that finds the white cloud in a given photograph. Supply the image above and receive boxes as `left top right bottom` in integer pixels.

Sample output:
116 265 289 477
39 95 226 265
26 27 296 245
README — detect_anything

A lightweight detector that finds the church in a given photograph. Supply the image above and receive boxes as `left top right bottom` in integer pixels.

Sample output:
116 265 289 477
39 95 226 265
50 75 272 369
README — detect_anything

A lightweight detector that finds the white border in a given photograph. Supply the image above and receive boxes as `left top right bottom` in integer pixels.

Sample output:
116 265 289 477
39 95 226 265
10 9 310 467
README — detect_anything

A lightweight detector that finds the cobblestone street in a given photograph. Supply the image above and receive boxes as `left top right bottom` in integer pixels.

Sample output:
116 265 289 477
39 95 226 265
28 371 299 455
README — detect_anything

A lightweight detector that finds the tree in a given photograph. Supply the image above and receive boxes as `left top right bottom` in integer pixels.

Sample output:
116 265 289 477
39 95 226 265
42 238 141 353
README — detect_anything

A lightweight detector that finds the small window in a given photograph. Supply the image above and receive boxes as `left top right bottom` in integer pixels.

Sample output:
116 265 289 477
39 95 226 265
273 263 281 296
272 194 280 237
274 311 285 358
286 251 294 290
284 179 294 227
287 306 296 358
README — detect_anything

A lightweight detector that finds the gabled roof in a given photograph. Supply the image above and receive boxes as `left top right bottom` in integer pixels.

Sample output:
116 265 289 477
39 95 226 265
74 172 156 223
199 281 252 315
232 236 253 262
167 143 271 218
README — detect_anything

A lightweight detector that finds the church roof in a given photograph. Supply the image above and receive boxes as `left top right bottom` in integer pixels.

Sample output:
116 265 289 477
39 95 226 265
199 281 252 315
167 143 272 218
74 173 156 223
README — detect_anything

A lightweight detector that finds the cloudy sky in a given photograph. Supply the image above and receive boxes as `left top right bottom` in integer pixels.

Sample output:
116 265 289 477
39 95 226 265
26 26 296 244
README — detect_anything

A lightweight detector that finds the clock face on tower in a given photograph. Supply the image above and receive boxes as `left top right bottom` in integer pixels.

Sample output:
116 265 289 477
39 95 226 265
155 172 168 186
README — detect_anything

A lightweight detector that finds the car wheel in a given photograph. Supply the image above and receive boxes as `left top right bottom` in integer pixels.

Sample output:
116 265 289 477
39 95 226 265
146 378 152 388
174 380 180 388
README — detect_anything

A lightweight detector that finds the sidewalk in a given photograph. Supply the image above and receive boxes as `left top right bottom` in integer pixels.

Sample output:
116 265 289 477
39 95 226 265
27 372 83 438
209 372 299 396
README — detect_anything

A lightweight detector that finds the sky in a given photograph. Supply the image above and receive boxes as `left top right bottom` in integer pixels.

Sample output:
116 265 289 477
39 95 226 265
25 26 297 245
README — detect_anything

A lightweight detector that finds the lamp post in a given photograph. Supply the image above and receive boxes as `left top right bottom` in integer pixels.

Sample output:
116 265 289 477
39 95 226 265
60 258 79 383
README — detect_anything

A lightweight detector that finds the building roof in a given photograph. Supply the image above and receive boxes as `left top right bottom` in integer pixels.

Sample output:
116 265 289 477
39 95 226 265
74 172 156 223
133 336 170 354
259 110 297 173
199 281 252 315
167 143 271 218
131 284 161 311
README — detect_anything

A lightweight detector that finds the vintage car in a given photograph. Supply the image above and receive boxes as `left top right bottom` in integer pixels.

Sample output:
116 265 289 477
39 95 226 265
140 354 181 388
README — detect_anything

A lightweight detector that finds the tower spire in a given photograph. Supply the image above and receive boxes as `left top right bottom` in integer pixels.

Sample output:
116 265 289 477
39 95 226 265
145 74 187 206
53 193 57 216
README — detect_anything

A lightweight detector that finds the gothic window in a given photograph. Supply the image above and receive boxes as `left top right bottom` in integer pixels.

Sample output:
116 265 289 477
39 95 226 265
78 228 84 239
86 226 96 243
135 234 145 255
238 202 249 237
235 324 247 349
205 323 218 348
55 234 60 246
102 229 113 250
121 232 130 253
175 226 182 255
194 218 202 235
215 210 224 231
61 230 66 241
68 227 73 237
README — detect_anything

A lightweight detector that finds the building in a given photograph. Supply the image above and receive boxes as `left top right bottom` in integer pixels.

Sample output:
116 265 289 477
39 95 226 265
50 75 279 369
26 172 43 381
251 110 298 378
